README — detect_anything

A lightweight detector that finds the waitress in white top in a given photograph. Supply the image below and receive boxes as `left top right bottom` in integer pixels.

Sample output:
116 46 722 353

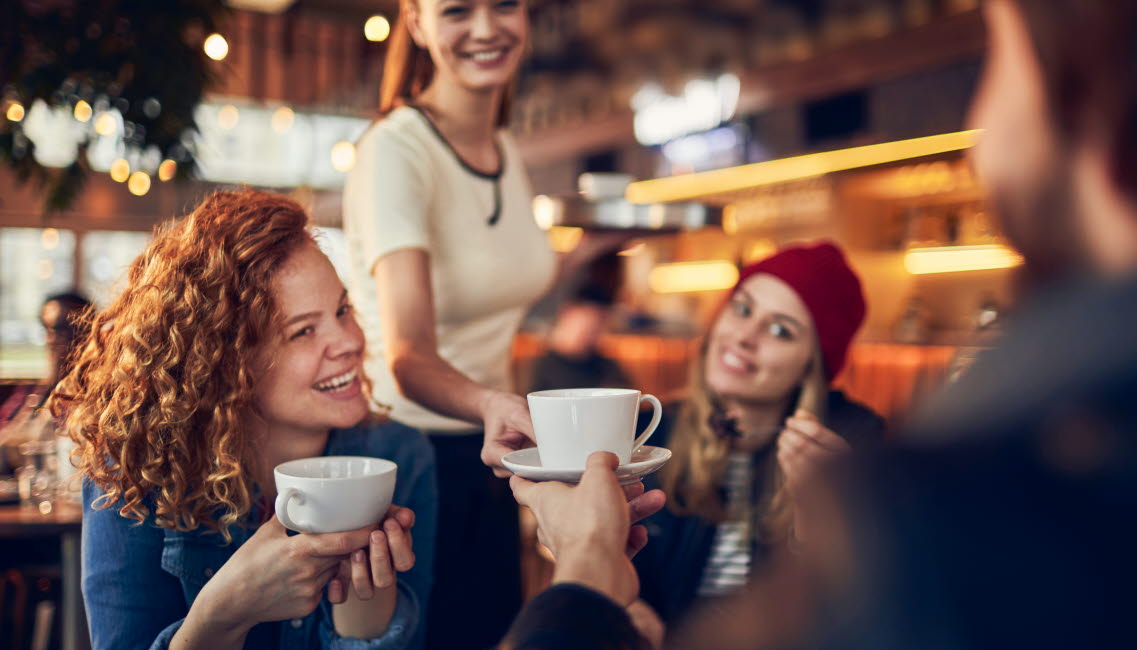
343 1 604 647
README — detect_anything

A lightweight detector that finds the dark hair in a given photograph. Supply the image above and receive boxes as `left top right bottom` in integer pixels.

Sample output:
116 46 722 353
43 291 92 312
1010 0 1137 199
378 1 515 127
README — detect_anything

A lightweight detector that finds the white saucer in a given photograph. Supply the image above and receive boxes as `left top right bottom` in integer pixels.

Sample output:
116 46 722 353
502 445 672 485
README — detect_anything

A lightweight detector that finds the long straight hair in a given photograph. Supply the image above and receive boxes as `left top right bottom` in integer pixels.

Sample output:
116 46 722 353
378 0 515 127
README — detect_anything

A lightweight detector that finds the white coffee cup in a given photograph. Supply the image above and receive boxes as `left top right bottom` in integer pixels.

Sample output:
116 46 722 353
274 456 397 534
527 388 663 470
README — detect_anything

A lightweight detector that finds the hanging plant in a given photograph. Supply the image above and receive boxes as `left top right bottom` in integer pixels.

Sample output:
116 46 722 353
0 0 227 213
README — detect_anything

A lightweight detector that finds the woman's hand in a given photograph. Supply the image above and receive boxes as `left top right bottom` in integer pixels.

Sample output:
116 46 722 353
329 505 416 640
333 505 416 602
777 410 851 546
480 391 536 478
176 517 374 648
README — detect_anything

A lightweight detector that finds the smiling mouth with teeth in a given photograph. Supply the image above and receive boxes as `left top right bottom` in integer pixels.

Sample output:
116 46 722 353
314 369 358 392
466 48 507 62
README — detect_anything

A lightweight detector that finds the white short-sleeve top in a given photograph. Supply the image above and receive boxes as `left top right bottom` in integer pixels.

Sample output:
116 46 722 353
344 106 556 432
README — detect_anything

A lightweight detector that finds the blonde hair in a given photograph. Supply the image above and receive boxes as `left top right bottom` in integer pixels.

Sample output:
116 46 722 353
658 326 828 543
52 190 382 541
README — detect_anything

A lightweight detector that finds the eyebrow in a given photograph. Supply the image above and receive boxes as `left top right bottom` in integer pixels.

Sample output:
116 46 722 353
282 289 348 327
735 288 806 332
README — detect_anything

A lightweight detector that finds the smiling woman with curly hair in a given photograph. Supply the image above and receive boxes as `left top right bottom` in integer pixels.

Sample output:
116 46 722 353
52 189 437 650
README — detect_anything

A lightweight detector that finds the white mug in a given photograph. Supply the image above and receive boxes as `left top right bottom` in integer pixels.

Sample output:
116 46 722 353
274 456 397 534
527 388 663 470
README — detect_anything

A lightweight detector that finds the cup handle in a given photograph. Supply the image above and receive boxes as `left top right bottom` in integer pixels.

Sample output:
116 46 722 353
275 487 308 532
632 394 663 454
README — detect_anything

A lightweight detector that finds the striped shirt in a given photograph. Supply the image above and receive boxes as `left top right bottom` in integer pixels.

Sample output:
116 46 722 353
697 452 754 597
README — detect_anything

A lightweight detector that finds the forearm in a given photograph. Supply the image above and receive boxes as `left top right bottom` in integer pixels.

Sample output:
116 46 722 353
332 585 398 640
169 598 250 650
390 348 498 424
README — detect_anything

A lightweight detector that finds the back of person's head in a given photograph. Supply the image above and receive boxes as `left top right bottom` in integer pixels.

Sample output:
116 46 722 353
379 0 514 126
1009 0 1137 202
53 189 315 539
40 290 92 380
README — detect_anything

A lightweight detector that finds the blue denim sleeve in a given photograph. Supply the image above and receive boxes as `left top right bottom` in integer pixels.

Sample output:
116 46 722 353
82 480 189 650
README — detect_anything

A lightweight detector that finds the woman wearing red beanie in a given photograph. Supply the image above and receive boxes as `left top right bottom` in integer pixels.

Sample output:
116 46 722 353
631 241 885 629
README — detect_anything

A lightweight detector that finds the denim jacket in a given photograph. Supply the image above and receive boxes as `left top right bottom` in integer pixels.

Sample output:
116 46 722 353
82 420 438 650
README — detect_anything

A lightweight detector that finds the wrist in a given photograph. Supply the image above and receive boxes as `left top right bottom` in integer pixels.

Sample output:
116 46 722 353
475 388 506 422
182 592 251 648
552 550 632 605
192 582 252 636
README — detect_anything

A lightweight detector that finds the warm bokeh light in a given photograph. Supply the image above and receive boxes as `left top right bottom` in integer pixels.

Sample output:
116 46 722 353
5 101 24 122
158 159 177 182
721 204 738 235
110 158 130 183
649 260 739 293
903 245 1023 275
204 33 230 61
128 171 152 196
94 112 117 135
330 141 356 172
73 100 93 122
41 228 60 250
271 106 295 133
627 130 981 205
532 195 557 230
548 226 584 253
218 104 239 129
38 259 54 280
618 241 646 257
364 15 391 42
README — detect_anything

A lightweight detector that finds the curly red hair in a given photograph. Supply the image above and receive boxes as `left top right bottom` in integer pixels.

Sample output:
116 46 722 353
53 189 364 540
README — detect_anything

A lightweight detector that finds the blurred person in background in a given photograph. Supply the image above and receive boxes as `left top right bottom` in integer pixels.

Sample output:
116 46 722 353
53 191 436 650
502 0 1137 648
528 280 631 393
343 1 619 646
632 242 884 629
0 291 90 473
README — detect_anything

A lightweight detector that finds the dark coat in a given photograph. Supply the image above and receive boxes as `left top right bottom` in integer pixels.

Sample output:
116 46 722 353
633 391 885 626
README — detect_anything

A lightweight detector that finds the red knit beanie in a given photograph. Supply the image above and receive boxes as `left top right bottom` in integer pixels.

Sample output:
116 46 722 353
733 242 865 382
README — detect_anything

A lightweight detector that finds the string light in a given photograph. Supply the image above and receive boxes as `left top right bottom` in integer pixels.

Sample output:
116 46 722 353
365 15 391 42
73 100 93 122
204 33 229 61
94 112 117 135
5 101 24 122
218 105 239 129
271 106 295 133
128 171 152 196
110 158 130 183
158 159 177 182
330 141 356 172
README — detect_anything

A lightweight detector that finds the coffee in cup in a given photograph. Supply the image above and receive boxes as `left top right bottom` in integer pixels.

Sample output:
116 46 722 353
527 388 663 470
274 455 396 534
